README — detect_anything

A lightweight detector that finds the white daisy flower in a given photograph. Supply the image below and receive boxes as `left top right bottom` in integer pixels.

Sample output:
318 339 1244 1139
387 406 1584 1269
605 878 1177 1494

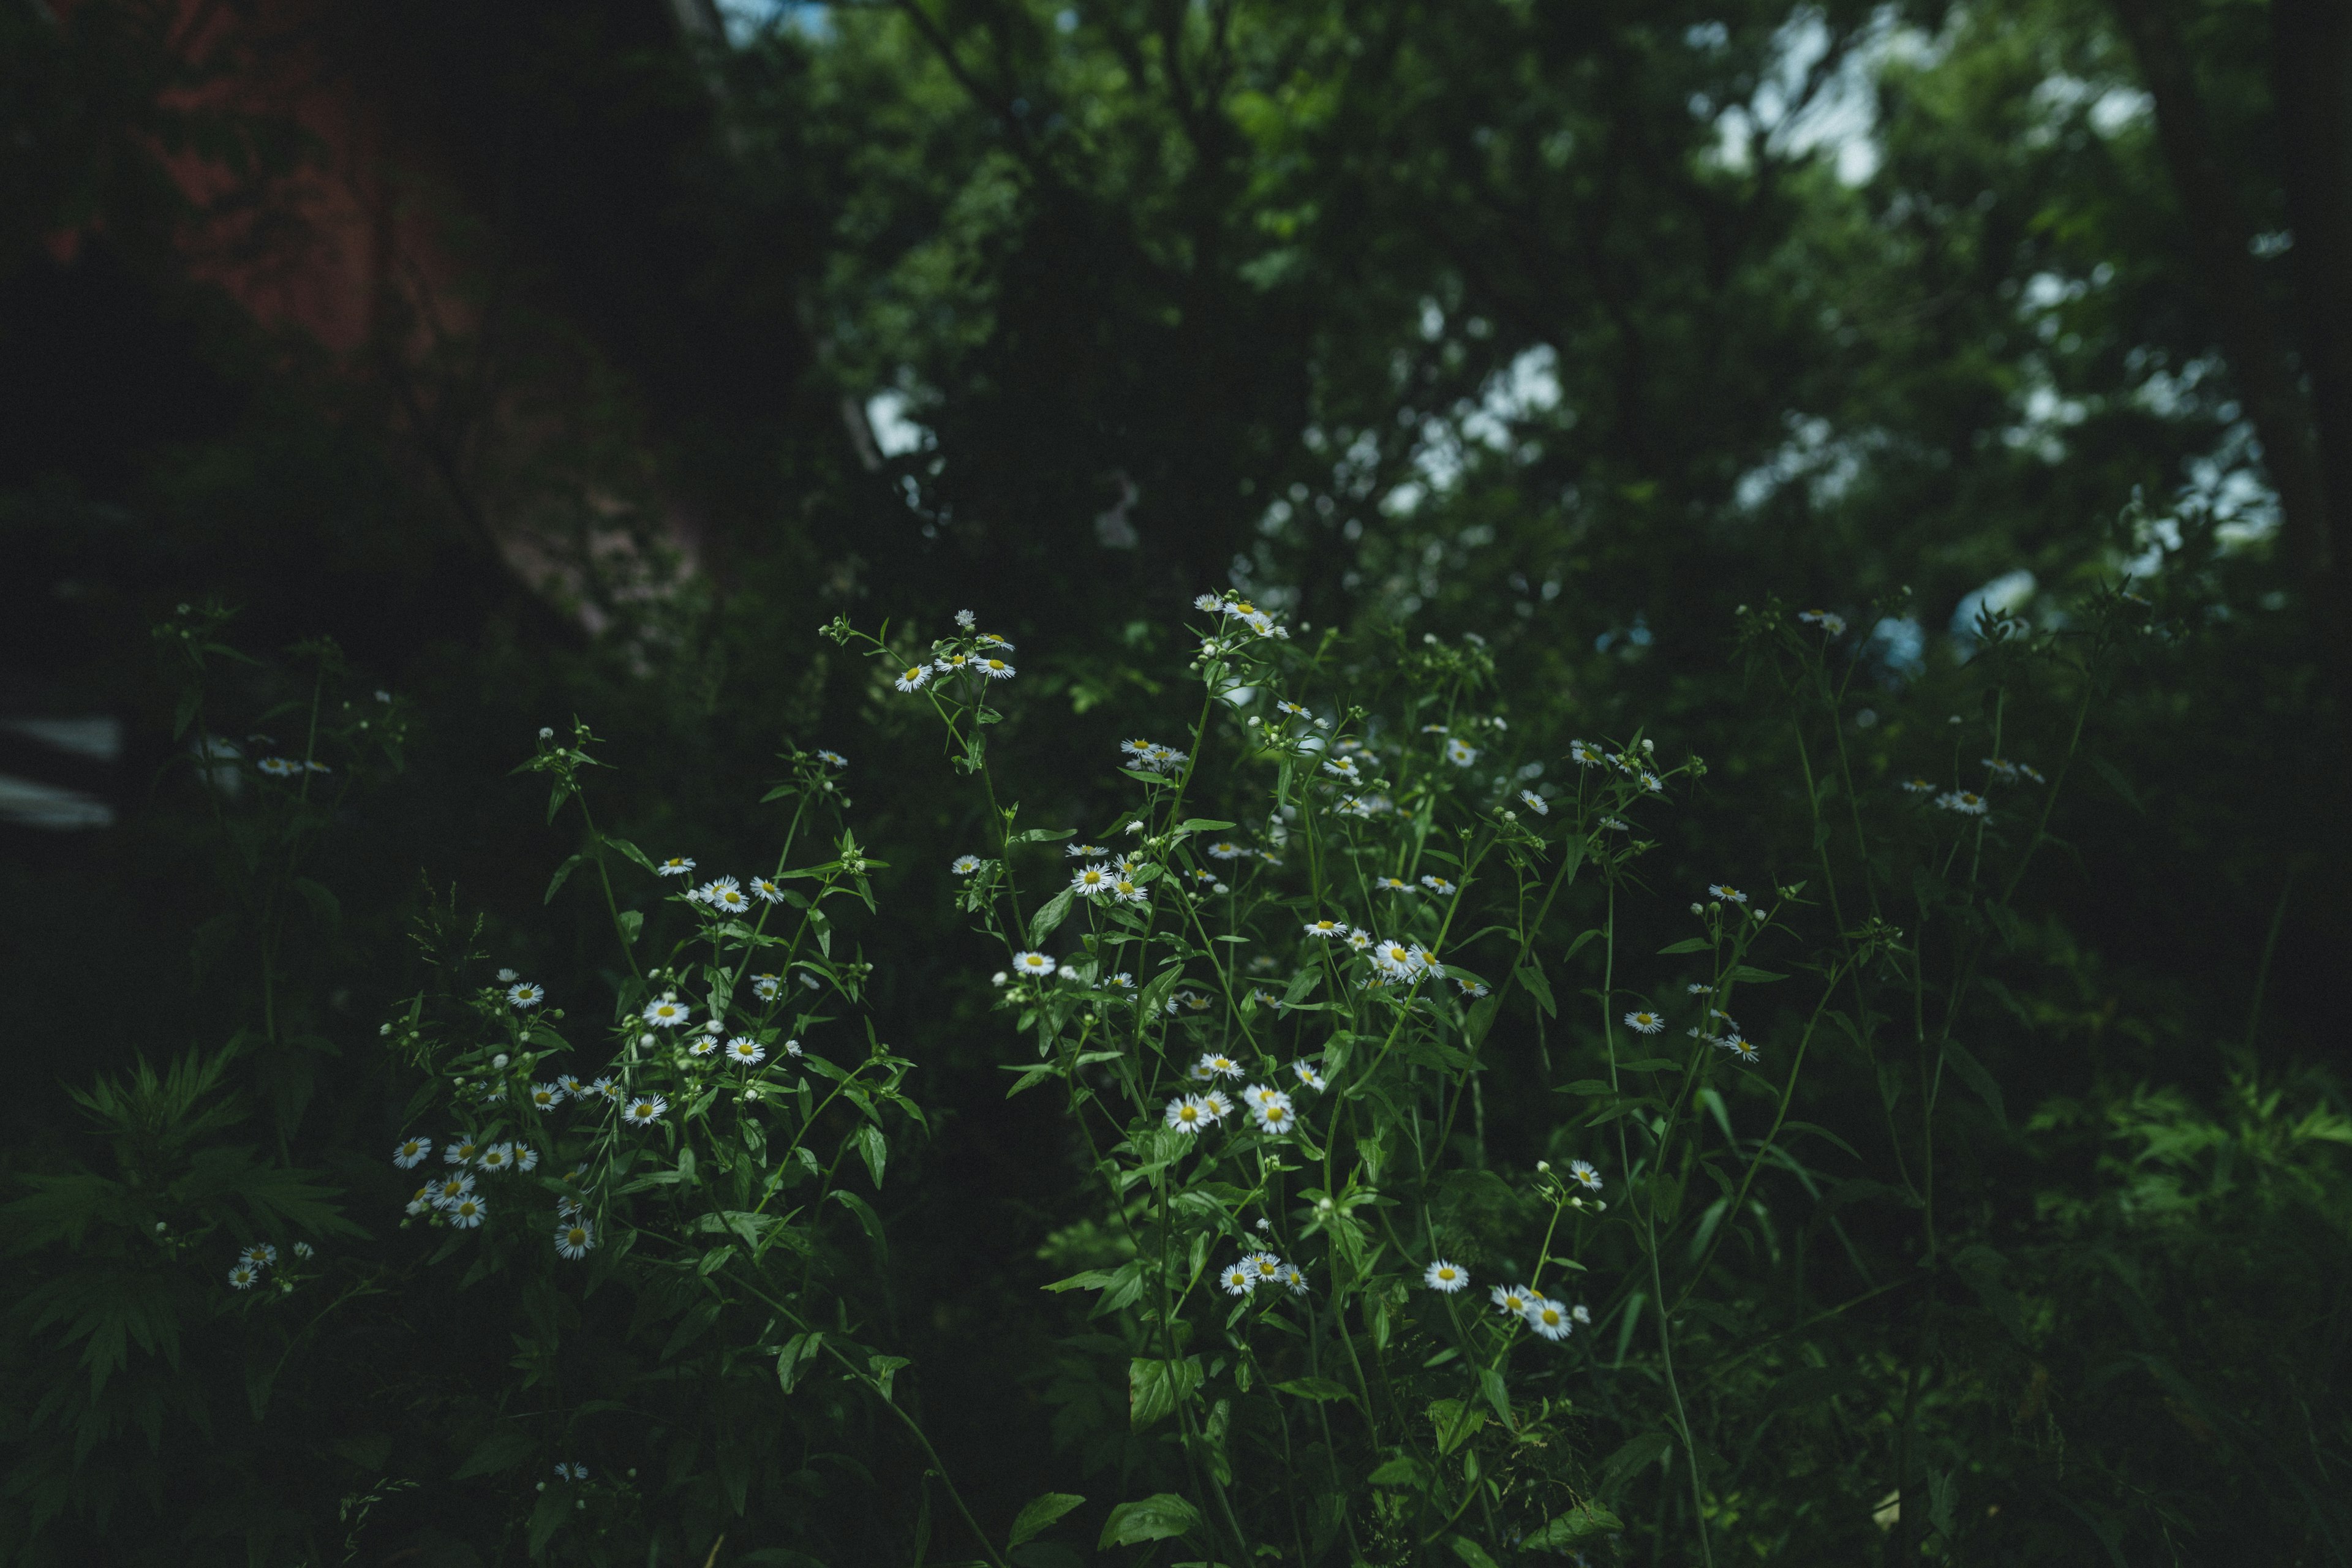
1166 1095 1215 1134
444 1138 481 1166
497 968 519 983
1524 1296 1572 1340
447 1195 488 1229
1250 1094 1297 1136
1321 756 1362 781
1221 1262 1254 1294
1936 790 1989 816
1373 875 1414 895
951 854 983 876
1707 884 1748 905
1796 609 1848 636
516 1148 539 1171
404 1185 431 1216
1419 874 1456 895
1279 1262 1309 1295
1567 740 1606 768
477 1143 515 1174
976 633 1015 651
725 1037 766 1066
750 876 785 903
1276 700 1310 717
1196 1052 1244 1080
1066 843 1107 858
1291 1059 1326 1090
1423 1259 1469 1293
1900 777 1937 796
1444 738 1478 767
1011 951 1056 978
783 1039 803 1057
816 749 848 769
557 1074 589 1098
1246 1251 1286 1286
894 662 933 693
1206 840 1251 860
1457 979 1491 998
507 982 546 1008
430 1172 476 1207
1491 1283 1532 1316
1343 928 1374 952
1725 1035 1762 1064
955 608 977 628
1099 971 1136 990
1194 593 1225 612
1623 1009 1664 1034
1568 1159 1603 1191
228 1262 260 1288
641 999 691 1029
1200 1089 1235 1120
554 1220 597 1260
240 1242 277 1268
1518 790 1549 815
935 652 973 675
1110 875 1149 905
1599 816 1630 832
978 657 1016 680
255 757 298 778
1069 862 1115 897
554 1461 590 1482
751 974 782 1000
657 856 695 877
393 1137 432 1169
1373 938 1419 977
1641 772 1664 794
1303 918 1346 939
621 1094 668 1127
293 1242 315 1258
705 879 753 914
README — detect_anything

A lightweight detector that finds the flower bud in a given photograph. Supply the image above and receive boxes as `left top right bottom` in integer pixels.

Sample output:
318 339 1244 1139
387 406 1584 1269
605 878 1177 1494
492 1053 508 1069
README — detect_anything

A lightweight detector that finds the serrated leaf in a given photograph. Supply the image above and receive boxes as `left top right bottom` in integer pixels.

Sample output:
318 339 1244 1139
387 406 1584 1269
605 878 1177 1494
1128 1356 1202 1431
1097 1494 1199 1548
1008 1493 1087 1549
1523 1503 1624 1549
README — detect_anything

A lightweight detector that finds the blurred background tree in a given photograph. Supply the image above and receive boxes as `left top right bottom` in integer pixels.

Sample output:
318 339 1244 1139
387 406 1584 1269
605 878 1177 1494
1 0 2343 1562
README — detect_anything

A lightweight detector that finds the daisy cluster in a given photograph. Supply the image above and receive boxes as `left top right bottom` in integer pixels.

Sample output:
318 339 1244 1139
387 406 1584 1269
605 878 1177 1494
1421 1260 1589 1343
892 616 1018 694
224 1238 315 1291
1566 736 1665 795
1220 1250 1310 1297
1901 754 2046 816
1164 1056 1319 1138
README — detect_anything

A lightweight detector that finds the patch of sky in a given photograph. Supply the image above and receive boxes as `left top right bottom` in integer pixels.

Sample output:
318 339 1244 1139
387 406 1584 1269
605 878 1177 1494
1733 412 1885 511
715 0 832 44
1382 344 1561 517
865 388 932 458
1705 6 1923 187
1863 616 1926 682
1950 569 2036 650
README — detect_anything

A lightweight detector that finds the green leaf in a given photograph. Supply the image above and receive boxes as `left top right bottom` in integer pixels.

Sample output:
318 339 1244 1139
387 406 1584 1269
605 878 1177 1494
1516 960 1556 1016
1616 1057 1682 1072
1098 1494 1200 1549
1009 827 1077 845
855 1124 889 1188
1761 1365 1868 1411
1128 1356 1202 1431
289 877 341 929
616 910 643 947
1523 1503 1624 1549
1657 936 1713 954
1008 1493 1087 1549
2088 755 2143 814
1727 965 1787 983
1598 1432 1675 1496
1449 1536 1501 1568
543 853 586 905
451 1426 538 1480
1367 1456 1424 1488
1272 1377 1352 1402
1030 889 1076 946
1940 1038 2006 1127
1478 1366 1512 1428
604 836 657 874
827 1189 887 1259
527 1476 574 1553
1172 818 1236 834
1559 1079 1619 1095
